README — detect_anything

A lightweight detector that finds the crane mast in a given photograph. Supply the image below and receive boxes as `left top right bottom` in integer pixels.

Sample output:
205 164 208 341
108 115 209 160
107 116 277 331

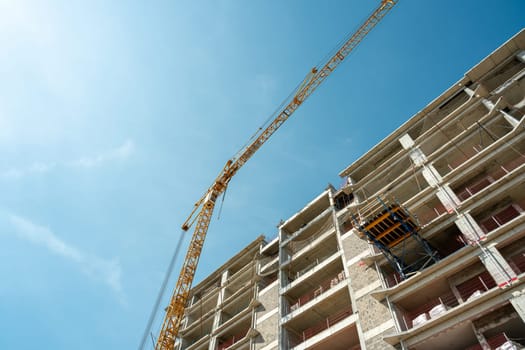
155 1 397 349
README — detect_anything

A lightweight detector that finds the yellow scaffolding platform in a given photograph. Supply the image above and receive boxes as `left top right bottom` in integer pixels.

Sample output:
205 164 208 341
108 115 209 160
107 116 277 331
352 197 439 280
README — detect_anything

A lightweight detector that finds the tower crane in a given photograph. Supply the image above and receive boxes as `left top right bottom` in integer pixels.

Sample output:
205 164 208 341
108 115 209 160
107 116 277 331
154 1 397 349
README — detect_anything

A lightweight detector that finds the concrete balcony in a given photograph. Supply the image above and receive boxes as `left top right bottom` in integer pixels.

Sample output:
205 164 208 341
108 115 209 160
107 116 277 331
281 207 333 249
183 334 210 350
395 269 496 331
281 251 341 294
433 108 523 179
179 316 214 350
287 227 336 263
283 271 347 320
216 327 255 350
384 280 525 347
281 191 331 237
286 307 357 350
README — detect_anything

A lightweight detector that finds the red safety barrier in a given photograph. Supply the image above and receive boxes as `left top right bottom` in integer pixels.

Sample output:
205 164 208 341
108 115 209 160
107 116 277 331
287 271 345 313
479 204 522 234
216 328 249 350
288 307 354 347
456 271 496 301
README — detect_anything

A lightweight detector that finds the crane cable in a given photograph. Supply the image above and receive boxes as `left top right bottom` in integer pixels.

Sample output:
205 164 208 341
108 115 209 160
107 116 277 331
233 3 382 165
138 230 188 350
216 185 228 220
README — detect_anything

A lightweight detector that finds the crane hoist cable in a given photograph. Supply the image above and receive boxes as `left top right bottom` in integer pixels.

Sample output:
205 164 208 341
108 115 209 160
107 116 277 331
150 1 398 350
138 229 187 350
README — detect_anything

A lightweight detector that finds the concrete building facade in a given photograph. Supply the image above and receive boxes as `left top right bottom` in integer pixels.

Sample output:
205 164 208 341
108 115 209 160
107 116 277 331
176 28 525 350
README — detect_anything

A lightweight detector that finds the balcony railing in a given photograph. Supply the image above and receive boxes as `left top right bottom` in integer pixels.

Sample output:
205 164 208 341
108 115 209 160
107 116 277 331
283 208 332 245
383 271 403 288
287 217 333 255
189 283 220 308
220 300 251 325
456 176 495 201
456 156 525 201
479 204 523 234
288 251 338 283
455 271 497 301
183 333 211 350
465 332 523 350
399 271 496 330
402 291 459 329
216 329 249 350
288 307 354 348
445 144 484 172
414 201 448 226
287 271 345 314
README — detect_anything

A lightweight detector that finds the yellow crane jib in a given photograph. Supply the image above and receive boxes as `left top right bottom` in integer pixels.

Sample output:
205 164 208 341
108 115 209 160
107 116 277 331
154 1 397 349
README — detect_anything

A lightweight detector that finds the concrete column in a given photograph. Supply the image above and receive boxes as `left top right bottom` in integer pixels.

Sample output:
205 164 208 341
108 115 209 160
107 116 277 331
421 165 442 187
277 226 287 350
470 321 491 350
219 270 229 302
455 212 518 287
435 185 461 213
448 278 464 304
330 188 366 350
399 133 461 214
399 133 427 166
510 289 525 323
478 245 518 288
455 212 486 243
209 271 229 350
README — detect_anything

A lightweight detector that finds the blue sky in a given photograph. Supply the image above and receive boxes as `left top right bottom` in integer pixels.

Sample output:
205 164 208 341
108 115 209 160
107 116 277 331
0 1 523 349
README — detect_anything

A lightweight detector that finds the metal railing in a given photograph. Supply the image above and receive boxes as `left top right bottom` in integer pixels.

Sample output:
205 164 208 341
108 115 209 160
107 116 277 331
286 251 338 284
478 204 523 234
414 201 448 226
456 271 496 301
287 211 333 254
287 271 345 314
456 155 525 201
465 332 518 350
402 291 459 329
288 307 354 348
216 328 249 350
400 271 497 330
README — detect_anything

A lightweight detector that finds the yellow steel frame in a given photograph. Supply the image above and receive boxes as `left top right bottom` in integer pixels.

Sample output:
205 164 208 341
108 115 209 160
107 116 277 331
156 197 216 349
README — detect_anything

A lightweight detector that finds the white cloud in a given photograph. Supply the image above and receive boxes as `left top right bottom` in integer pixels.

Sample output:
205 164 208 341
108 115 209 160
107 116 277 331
1 139 135 179
70 139 135 169
2 161 56 179
7 213 126 305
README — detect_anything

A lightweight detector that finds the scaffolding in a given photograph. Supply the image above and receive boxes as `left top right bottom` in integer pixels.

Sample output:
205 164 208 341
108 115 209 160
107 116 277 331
352 196 440 280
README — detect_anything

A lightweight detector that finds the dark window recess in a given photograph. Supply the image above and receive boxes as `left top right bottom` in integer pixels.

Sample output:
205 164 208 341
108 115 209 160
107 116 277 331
438 89 466 110
479 204 522 233
340 219 353 234
334 192 353 210
455 176 495 201
508 252 525 275
455 271 496 301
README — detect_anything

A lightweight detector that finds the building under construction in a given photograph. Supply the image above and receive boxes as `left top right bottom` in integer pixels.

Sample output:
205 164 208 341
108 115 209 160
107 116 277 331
174 28 525 350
